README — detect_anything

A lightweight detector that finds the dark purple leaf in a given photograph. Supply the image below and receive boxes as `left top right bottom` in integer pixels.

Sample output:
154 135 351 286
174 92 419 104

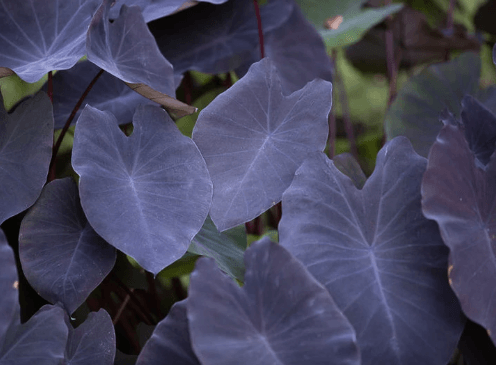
279 137 465 365
0 305 68 364
87 0 175 97
109 0 228 23
192 58 331 231
72 105 212 275
0 91 53 225
149 0 294 75
137 300 200 365
65 309 115 365
19 178 116 315
460 95 496 167
422 121 496 345
187 237 360 365
237 3 333 94
333 152 367 189
189 216 246 281
0 229 17 346
385 52 480 157
0 0 100 82
46 61 150 130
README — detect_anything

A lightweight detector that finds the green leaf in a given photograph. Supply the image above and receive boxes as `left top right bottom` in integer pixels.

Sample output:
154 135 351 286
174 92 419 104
295 0 403 48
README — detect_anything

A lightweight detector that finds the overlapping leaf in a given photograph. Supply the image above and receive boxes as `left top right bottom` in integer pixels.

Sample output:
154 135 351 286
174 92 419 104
109 0 228 23
47 61 150 129
279 137 465 364
385 52 481 157
0 229 17 348
150 0 294 75
72 105 212 275
187 238 360 365
19 178 116 315
0 0 100 82
295 0 403 48
189 216 246 281
137 300 200 365
422 121 496 345
86 0 194 116
192 58 332 231
0 92 53 225
0 305 68 365
64 309 115 365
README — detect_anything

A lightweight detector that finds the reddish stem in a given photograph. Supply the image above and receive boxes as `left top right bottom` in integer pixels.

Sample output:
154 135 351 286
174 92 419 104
47 71 53 103
183 71 192 105
253 0 265 58
48 69 104 182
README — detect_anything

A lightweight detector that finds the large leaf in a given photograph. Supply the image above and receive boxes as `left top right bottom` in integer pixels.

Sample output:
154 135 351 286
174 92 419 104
19 178 116 315
278 137 465 365
109 0 228 23
65 309 115 365
0 91 53 225
137 300 200 365
187 238 360 365
0 305 68 365
295 0 403 48
421 121 496 345
47 61 150 130
192 58 332 231
150 0 294 75
86 0 194 116
0 0 100 82
72 105 212 275
0 229 17 348
189 216 246 281
385 52 481 157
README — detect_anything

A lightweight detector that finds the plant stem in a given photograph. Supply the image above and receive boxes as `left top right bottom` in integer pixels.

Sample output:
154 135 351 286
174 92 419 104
47 71 53 103
253 0 265 58
48 68 104 182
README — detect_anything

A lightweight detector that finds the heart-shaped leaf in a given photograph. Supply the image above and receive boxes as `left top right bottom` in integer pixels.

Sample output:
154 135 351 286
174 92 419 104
0 305 68 365
0 229 17 348
385 52 481 157
0 0 100 82
422 121 496 345
0 91 53 225
137 300 200 365
86 0 194 116
72 105 212 274
189 216 246 281
19 178 116 315
192 57 332 231
187 237 360 365
64 309 115 365
279 137 465 365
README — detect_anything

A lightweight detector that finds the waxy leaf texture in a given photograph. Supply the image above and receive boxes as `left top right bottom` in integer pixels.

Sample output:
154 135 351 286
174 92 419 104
19 178 116 315
422 121 496 345
187 238 360 365
193 57 332 231
0 229 17 348
279 137 465 365
0 92 53 225
72 104 212 274
0 0 100 82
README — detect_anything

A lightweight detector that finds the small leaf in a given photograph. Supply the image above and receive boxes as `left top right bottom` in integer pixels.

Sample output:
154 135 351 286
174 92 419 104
187 238 360 365
0 92 53 224
72 105 212 274
193 58 331 231
65 309 115 365
279 137 465 364
137 300 200 365
19 178 116 315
